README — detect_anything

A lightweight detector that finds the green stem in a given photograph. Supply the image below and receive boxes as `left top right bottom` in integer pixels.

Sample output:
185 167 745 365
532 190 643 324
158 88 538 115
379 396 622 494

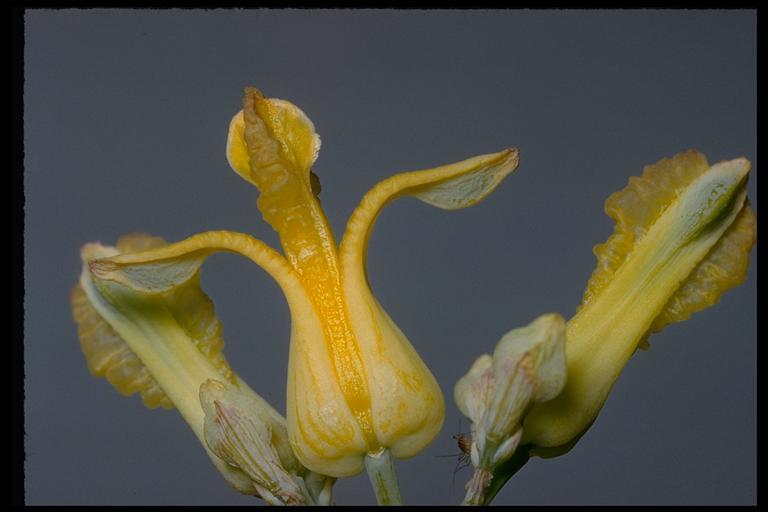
295 477 317 506
303 473 335 506
364 449 402 505
462 468 492 506
478 432 585 505
482 446 531 505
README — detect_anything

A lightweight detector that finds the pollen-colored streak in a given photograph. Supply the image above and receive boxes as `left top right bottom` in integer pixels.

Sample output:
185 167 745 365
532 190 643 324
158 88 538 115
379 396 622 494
241 88 378 450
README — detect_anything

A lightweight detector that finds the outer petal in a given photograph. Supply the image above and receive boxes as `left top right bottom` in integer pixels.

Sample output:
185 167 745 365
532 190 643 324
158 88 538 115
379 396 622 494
74 236 257 494
85 230 313 441
338 149 520 459
340 148 520 267
650 202 756 334
492 313 567 404
71 233 231 411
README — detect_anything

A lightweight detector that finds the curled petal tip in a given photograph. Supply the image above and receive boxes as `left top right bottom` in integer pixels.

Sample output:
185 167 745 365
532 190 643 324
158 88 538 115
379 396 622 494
87 258 115 278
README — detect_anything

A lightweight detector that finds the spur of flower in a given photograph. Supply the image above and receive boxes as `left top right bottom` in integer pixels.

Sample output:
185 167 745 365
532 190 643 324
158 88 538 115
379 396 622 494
71 87 520 503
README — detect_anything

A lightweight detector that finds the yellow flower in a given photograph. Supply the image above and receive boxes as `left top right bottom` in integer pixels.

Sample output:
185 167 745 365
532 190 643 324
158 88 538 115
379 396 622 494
523 151 756 449
78 87 520 479
71 235 332 505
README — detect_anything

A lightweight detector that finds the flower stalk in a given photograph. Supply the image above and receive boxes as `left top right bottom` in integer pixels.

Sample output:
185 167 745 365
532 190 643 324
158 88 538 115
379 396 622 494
364 449 402 506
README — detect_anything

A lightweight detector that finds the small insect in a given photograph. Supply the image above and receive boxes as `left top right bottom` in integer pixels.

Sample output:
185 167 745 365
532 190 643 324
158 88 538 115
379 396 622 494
455 432 472 457
436 418 474 495
450 432 472 477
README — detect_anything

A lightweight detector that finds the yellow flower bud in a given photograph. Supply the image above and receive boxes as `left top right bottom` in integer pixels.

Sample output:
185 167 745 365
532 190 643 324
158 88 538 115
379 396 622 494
224 88 520 476
455 313 567 470
454 313 567 505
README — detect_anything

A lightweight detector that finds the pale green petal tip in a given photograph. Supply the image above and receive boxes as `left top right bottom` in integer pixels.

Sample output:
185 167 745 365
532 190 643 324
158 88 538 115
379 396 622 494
494 313 567 403
454 354 493 421
411 148 520 210
455 313 568 473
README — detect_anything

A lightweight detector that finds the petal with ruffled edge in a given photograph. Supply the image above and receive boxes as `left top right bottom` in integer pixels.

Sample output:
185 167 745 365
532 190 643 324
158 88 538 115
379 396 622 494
524 153 755 449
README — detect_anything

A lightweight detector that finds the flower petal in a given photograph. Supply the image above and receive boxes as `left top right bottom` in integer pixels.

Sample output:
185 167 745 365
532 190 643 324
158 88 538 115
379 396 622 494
454 354 493 422
650 201 756 334
72 232 231 409
492 313 567 404
87 231 333 421
226 88 320 189
71 282 173 409
76 237 237 425
340 148 520 273
89 230 302 297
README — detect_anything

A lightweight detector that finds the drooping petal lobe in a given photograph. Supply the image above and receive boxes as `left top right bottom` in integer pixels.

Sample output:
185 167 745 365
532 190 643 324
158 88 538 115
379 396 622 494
90 230 300 296
340 148 520 271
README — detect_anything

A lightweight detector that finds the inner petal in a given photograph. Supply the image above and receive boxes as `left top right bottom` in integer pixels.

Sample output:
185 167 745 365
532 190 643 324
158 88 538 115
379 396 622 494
239 88 377 449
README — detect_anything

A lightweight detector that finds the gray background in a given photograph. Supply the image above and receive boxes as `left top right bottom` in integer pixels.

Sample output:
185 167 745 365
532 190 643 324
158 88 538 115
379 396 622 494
24 9 756 506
